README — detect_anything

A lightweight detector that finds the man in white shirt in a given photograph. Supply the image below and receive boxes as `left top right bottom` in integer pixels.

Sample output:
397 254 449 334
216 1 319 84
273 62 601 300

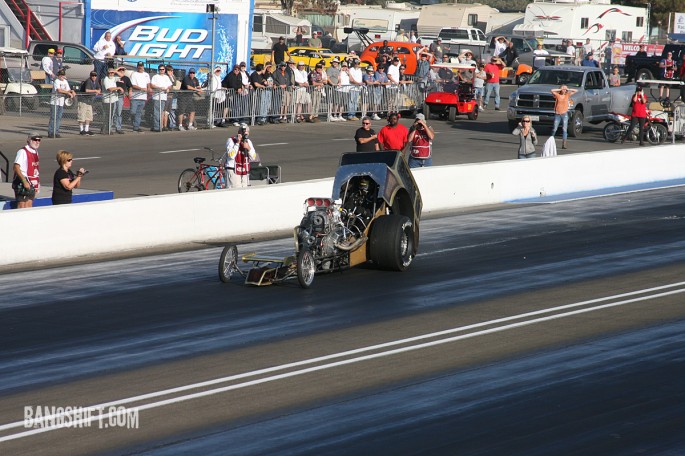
566 40 577 65
224 124 257 188
48 69 75 138
494 36 508 58
582 38 594 58
386 58 401 114
149 64 172 132
533 42 549 70
42 49 55 84
101 67 125 134
293 61 310 122
93 31 116 81
347 60 363 121
129 61 150 132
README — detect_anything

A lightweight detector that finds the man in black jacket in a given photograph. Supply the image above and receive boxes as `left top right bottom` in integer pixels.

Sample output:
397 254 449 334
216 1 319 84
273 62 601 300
223 64 246 125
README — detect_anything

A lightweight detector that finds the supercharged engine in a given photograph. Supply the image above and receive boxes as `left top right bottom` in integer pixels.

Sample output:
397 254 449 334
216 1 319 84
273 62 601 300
297 177 381 270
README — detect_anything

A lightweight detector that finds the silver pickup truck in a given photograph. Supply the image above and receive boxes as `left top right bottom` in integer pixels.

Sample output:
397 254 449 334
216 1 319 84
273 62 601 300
507 66 635 136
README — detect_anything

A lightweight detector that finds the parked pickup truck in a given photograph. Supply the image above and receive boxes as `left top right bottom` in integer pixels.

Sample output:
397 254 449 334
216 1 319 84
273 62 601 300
624 44 685 82
507 66 635 136
481 35 572 85
27 41 96 83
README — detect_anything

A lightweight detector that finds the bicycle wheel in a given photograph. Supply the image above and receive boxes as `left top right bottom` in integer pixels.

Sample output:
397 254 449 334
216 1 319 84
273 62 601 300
206 167 221 190
603 122 623 143
178 168 202 193
647 123 668 145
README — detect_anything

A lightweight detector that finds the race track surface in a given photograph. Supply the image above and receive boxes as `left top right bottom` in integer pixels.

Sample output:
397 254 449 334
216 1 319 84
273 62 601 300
1 186 685 455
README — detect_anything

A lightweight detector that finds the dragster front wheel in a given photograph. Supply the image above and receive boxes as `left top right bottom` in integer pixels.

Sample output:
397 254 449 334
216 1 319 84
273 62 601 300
218 244 239 283
296 249 315 288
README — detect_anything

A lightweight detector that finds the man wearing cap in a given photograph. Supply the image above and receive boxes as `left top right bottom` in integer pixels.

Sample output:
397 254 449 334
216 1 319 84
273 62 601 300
42 49 55 84
483 56 504 110
150 64 172 132
326 59 343 121
362 65 380 120
129 62 150 132
293 61 311 122
407 113 435 168
163 65 178 130
48 69 75 138
78 71 101 135
272 61 293 123
271 36 290 65
581 52 599 68
178 68 201 130
346 59 363 121
308 63 325 122
210 66 228 127
223 64 247 126
12 133 42 208
309 32 322 48
52 49 64 79
249 63 271 125
93 31 116 81
115 67 132 133
102 66 124 134
429 38 444 63
494 36 508 58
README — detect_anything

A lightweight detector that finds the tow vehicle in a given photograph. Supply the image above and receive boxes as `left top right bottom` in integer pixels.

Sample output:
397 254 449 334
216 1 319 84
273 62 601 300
423 62 479 121
218 150 422 288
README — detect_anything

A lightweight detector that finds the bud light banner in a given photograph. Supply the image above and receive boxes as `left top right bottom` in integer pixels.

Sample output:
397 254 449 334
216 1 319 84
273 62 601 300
89 11 238 67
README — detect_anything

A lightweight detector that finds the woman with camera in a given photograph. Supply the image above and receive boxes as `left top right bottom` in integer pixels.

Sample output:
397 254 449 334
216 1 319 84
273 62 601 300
512 117 538 159
621 86 648 146
52 150 87 205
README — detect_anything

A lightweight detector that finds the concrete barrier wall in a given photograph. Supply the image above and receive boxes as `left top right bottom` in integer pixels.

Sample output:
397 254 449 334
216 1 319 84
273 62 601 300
1 145 684 268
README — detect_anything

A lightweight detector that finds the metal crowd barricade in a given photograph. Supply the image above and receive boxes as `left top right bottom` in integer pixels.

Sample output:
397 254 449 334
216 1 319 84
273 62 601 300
204 82 425 126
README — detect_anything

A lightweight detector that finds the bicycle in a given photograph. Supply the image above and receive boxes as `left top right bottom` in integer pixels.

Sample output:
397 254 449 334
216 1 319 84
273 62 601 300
177 147 227 192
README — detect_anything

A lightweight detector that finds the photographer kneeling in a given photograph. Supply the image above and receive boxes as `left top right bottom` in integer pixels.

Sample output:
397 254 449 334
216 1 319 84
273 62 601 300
224 124 257 188
52 150 87 205
407 113 435 168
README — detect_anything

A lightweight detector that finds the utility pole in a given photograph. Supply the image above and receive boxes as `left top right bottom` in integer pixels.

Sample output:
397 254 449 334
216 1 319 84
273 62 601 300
207 3 219 128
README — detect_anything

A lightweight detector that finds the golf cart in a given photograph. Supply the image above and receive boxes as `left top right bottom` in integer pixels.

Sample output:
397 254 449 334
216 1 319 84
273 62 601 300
0 47 38 112
423 62 479 121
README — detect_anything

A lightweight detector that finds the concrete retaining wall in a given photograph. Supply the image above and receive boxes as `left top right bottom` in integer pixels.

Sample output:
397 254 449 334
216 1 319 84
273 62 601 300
1 145 684 268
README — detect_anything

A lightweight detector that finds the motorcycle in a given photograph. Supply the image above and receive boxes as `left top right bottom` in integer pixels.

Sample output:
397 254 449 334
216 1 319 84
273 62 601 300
603 111 668 145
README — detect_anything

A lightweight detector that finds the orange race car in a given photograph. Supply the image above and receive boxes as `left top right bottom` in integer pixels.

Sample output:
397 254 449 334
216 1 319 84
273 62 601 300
359 41 434 75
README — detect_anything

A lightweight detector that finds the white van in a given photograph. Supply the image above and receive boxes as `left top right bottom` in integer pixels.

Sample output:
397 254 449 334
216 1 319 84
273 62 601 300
437 27 487 54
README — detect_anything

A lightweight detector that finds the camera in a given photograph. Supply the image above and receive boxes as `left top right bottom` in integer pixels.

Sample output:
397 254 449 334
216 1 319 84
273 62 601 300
243 134 249 141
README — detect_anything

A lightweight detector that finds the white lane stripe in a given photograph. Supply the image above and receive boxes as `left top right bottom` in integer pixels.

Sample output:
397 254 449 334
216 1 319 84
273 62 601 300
159 149 201 154
72 157 100 160
258 143 288 147
1 282 683 440
332 138 350 141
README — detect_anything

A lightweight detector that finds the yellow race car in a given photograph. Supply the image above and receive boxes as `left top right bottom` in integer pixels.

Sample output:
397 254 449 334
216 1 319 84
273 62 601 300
287 46 353 69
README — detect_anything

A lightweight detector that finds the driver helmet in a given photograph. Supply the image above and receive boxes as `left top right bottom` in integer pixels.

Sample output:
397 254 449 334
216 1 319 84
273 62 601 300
358 177 370 192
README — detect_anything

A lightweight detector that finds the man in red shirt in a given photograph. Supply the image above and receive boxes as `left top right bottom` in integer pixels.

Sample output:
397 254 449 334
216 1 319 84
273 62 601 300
377 112 409 151
483 56 504 110
622 86 647 146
